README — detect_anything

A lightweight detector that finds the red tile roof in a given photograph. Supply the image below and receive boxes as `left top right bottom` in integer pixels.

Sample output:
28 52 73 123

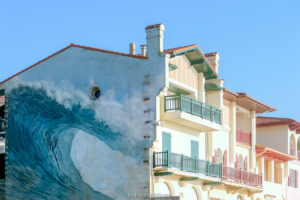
204 52 218 57
0 43 147 85
164 44 198 54
223 88 276 113
256 116 300 133
71 44 147 59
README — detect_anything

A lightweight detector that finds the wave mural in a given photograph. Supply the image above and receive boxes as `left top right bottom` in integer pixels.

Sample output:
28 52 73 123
3 80 153 200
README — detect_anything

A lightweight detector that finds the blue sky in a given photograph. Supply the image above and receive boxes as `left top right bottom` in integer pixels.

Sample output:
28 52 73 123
1 0 300 120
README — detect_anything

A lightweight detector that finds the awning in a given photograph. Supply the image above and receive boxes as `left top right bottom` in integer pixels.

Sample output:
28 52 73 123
256 145 296 162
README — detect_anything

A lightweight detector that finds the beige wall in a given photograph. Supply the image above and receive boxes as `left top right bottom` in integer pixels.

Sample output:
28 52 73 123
222 100 231 128
169 55 198 90
236 112 251 132
257 125 289 154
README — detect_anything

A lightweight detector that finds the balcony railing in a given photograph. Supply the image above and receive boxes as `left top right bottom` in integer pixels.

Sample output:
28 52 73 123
222 166 262 187
236 130 251 146
153 151 221 178
164 95 221 124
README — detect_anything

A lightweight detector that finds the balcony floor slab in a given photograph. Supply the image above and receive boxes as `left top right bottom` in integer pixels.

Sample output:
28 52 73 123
153 167 221 182
221 179 263 193
162 111 222 132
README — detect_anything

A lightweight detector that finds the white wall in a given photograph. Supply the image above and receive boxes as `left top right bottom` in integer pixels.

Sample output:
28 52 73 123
157 121 205 159
212 130 230 162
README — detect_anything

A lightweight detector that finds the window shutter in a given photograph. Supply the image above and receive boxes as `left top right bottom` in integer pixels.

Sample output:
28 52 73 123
191 140 199 159
235 154 239 168
212 150 217 163
290 142 294 155
296 170 298 188
162 132 171 153
223 150 227 166
244 156 248 171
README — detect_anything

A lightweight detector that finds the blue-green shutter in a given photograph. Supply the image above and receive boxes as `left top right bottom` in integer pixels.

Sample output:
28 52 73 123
162 132 171 153
191 140 199 158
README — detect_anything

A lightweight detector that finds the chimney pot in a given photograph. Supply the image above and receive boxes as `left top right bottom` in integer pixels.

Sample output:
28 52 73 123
140 45 147 56
205 52 220 74
129 43 135 55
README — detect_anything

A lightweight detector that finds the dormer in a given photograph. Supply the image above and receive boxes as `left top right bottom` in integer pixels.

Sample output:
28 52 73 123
164 44 222 108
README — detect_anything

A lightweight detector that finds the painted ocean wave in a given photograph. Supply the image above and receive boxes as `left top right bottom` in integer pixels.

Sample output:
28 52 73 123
4 84 148 200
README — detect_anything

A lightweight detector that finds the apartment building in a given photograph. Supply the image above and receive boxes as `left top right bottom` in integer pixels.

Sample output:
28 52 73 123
151 56 275 200
256 117 300 200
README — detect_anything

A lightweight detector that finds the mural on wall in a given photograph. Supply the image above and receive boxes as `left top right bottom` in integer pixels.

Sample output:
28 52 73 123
2 70 161 199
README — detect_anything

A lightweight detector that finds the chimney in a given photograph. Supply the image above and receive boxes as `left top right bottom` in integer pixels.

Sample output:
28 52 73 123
145 24 165 57
205 52 220 74
129 43 135 55
140 45 147 56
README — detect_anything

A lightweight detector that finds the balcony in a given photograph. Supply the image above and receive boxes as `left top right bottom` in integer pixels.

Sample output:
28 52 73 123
153 151 221 179
222 166 262 188
236 130 251 146
162 95 222 131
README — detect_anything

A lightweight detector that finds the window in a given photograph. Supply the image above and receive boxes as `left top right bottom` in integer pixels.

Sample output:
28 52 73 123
297 137 300 161
216 149 222 163
238 155 244 170
90 86 101 100
223 150 228 166
290 135 296 156
274 162 282 184
264 160 269 181
288 169 298 188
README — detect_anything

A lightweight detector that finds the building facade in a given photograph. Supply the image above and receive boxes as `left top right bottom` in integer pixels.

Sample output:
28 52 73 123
256 117 300 200
0 24 299 200
151 61 275 200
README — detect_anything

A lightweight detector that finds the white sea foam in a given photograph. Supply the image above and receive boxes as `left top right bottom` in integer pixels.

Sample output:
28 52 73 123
6 78 153 142
70 130 147 200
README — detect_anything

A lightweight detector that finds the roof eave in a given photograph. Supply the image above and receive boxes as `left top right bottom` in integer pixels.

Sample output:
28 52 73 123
0 43 148 85
165 44 218 79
